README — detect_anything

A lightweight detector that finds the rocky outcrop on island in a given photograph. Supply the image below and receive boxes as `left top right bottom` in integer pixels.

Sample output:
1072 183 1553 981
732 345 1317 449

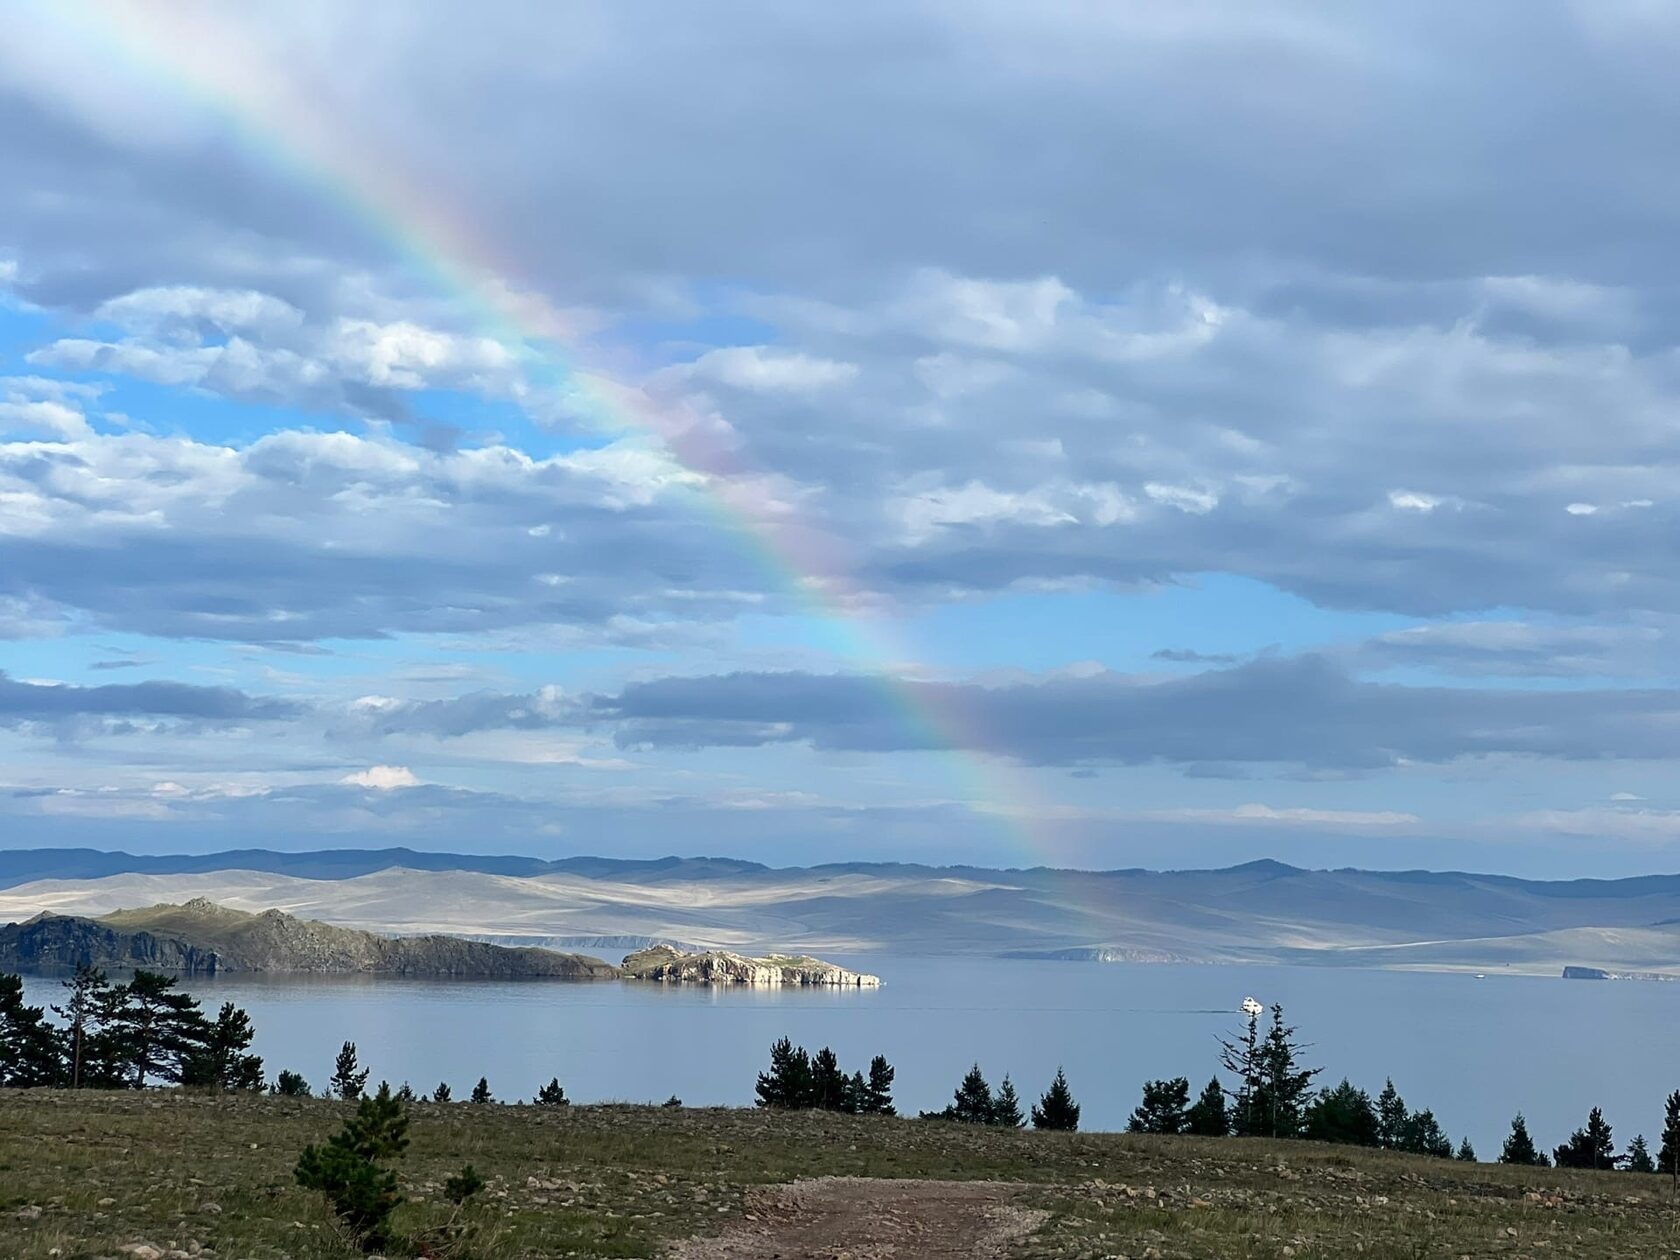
620 943 880 987
0 911 221 975
1563 965 1679 982
1004 945 1192 963
0 898 618 979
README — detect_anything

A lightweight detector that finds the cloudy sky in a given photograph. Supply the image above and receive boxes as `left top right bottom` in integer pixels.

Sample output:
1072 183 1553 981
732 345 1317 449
2 1 1679 875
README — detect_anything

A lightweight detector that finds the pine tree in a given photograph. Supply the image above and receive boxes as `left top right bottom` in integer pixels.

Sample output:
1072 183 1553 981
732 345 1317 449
1456 1137 1477 1162
993 1075 1026 1128
1129 1077 1191 1135
332 1041 370 1101
840 1070 868 1115
272 1069 312 1097
755 1037 814 1109
80 974 132 1089
536 1076 569 1106
1499 1112 1549 1167
1402 1108 1454 1158
1032 1067 1080 1131
1219 1004 1264 1136
1625 1133 1656 1174
471 1075 492 1104
52 965 113 1089
949 1064 995 1123
108 970 210 1088
432 1081 452 1103
395 1082 415 1103
810 1046 847 1111
1376 1079 1409 1150
1554 1106 1615 1170
295 1081 410 1252
1186 1076 1230 1137
1256 1004 1319 1139
0 972 60 1087
445 1164 485 1204
1660 1091 1680 1189
864 1054 896 1116
183 1002 264 1091
1303 1079 1379 1147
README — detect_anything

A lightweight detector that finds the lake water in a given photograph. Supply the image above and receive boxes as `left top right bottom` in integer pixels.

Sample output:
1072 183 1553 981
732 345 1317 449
21 958 1675 1156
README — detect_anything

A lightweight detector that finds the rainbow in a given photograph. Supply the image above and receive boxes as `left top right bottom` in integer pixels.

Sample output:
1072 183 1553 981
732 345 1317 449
28 2 1078 866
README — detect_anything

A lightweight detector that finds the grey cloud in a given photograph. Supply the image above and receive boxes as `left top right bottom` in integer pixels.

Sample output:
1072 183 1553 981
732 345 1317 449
0 431 762 642
344 689 576 739
1153 649 1242 665
0 669 297 723
1355 622 1668 679
333 654 1680 769
589 656 1680 769
26 3 1666 301
2 9 1680 635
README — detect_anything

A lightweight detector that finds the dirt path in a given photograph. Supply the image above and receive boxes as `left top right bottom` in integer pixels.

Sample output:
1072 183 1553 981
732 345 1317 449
668 1177 1046 1260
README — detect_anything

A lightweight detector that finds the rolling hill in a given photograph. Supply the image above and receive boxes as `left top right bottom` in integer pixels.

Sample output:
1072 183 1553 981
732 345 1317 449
3 849 1680 974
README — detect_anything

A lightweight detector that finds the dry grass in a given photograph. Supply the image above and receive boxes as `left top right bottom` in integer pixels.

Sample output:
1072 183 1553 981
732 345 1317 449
2 1091 1679 1258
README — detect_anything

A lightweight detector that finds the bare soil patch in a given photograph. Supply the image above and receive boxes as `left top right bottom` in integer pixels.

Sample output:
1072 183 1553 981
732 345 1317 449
668 1176 1047 1259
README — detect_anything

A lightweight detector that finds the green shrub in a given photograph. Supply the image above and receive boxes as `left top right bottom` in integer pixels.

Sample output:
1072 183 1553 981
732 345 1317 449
294 1081 410 1251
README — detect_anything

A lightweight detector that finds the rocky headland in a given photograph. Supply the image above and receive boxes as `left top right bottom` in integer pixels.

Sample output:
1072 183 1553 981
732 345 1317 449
0 898 618 979
620 943 881 987
0 899 879 987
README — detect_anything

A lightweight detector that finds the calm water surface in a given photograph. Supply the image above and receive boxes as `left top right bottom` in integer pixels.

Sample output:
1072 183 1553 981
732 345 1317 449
23 958 1671 1154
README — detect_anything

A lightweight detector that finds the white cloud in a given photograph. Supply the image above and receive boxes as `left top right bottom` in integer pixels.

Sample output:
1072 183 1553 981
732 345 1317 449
0 397 88 438
1144 482 1220 514
331 318 515 390
96 286 305 335
1221 804 1421 827
1516 807 1680 844
685 346 858 393
894 478 1138 541
30 288 526 411
1387 490 1442 513
341 765 421 790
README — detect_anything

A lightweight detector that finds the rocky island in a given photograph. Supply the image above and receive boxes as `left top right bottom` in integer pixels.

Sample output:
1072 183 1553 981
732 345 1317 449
0 898 618 979
620 943 881 987
1562 964 1679 982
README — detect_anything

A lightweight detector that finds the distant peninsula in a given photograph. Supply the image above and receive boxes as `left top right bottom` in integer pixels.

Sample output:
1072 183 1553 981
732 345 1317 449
0 898 618 980
0 897 879 987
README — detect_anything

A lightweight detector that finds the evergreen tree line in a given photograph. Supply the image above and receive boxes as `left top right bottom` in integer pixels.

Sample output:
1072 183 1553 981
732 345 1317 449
1119 1002 1465 1156
0 967 261 1090
754 1037 898 1114
305 1041 573 1109
1124 1000 1680 1175
910 1061 1082 1131
0 970 580 1106
1494 1099 1680 1177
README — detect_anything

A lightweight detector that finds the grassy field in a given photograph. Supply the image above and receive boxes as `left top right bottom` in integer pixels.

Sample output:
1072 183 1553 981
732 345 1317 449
3 1090 1679 1259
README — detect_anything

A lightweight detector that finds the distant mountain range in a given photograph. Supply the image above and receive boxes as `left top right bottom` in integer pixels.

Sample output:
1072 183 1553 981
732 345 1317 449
4 848 1680 975
0 846 771 889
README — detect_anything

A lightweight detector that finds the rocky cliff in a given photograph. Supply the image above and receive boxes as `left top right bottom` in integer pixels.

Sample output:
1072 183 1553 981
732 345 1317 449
0 898 618 979
620 943 880 987
0 911 224 974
